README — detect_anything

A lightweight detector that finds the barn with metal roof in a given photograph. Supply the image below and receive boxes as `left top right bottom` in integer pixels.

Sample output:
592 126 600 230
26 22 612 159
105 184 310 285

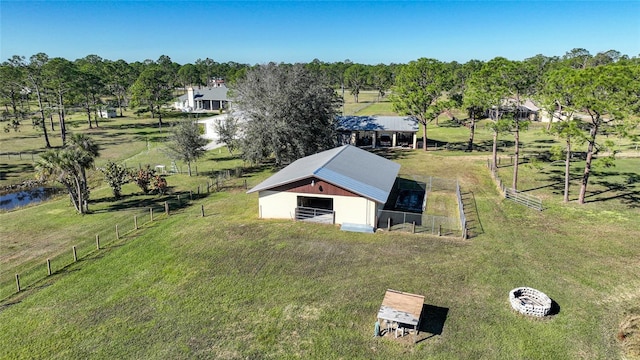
247 145 400 232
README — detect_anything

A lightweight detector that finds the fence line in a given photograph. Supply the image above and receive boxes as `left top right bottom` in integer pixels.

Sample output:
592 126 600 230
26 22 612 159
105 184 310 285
0 173 251 303
487 159 543 211
456 180 467 239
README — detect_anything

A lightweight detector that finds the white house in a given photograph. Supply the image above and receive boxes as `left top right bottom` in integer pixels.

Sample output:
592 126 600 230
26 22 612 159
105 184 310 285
174 84 229 113
337 116 419 149
247 145 400 232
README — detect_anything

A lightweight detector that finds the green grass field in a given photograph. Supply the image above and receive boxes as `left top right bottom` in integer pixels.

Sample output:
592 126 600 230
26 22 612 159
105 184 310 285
1 102 640 359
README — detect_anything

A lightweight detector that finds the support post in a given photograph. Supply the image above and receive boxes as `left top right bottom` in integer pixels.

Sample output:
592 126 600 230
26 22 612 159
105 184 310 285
438 225 442 236
134 215 138 230
96 234 100 249
73 246 77 262
387 218 391 231
47 259 52 276
150 207 154 222
412 221 416 234
164 201 169 215
201 204 205 217
16 274 20 292
116 225 119 240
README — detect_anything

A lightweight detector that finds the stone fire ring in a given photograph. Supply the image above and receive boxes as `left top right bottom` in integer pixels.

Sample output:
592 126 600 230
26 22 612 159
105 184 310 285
509 287 552 317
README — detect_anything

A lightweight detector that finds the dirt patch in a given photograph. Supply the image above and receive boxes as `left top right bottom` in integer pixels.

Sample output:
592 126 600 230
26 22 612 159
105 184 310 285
619 313 640 358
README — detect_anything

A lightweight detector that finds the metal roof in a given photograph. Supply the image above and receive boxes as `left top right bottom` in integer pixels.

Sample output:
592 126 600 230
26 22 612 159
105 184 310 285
337 116 419 132
247 145 400 204
178 85 229 102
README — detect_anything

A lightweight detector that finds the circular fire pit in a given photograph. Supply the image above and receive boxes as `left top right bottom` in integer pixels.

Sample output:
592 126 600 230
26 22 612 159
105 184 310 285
509 287 552 317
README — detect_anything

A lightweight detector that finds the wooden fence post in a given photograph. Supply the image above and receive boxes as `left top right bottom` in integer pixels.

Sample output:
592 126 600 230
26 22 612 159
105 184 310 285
438 225 442 236
197 185 200 195
150 207 154 222
189 190 193 200
96 234 100 250
16 274 20 292
244 179 247 189
177 195 181 205
116 225 119 240
387 218 391 231
412 222 416 234
201 204 205 217
73 246 77 262
164 201 169 215
134 215 138 230
47 259 52 276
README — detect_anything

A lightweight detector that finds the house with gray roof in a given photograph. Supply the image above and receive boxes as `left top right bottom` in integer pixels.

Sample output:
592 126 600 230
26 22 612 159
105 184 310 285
337 115 419 149
174 84 229 113
247 144 401 232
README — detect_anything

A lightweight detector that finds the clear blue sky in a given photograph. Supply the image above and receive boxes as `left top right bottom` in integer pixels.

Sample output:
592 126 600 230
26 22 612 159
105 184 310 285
1 1 639 65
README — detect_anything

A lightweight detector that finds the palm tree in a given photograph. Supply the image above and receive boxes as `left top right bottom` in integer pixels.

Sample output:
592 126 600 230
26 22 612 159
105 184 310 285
35 134 99 213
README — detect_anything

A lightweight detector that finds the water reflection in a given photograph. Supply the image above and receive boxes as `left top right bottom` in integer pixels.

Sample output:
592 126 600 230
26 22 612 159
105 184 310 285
0 187 57 211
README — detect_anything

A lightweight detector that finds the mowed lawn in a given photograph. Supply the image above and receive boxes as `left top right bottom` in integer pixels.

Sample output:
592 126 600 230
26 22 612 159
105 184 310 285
1 144 640 358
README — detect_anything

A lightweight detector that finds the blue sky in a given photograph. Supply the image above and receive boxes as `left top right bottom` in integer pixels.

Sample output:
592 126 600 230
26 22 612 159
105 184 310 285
1 1 639 65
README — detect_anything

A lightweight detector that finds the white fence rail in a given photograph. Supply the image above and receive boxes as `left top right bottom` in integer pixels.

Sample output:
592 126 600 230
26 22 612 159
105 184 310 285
295 207 335 224
504 188 543 211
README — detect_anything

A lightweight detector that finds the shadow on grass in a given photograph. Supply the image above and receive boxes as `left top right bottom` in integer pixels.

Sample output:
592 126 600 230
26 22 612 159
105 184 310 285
90 188 211 213
415 304 449 343
0 163 35 182
369 148 413 162
549 299 561 316
580 171 640 208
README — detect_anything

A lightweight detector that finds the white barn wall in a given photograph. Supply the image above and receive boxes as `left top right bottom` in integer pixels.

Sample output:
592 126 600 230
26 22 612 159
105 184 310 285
257 190 378 226
333 196 376 226
258 191 298 219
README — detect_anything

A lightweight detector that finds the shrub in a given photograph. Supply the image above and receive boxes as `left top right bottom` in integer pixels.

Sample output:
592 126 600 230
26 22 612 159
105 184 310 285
129 165 155 194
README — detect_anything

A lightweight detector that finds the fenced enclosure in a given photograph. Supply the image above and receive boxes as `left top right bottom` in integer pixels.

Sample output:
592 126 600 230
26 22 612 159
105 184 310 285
379 176 466 237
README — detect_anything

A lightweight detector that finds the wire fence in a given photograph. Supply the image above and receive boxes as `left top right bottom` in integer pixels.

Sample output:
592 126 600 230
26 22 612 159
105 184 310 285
379 176 466 238
0 170 251 303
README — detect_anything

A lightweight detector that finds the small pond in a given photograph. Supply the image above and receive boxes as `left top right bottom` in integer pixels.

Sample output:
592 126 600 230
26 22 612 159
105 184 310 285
0 187 58 211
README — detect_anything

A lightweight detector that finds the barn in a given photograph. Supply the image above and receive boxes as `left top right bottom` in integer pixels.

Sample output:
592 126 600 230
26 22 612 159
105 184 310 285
246 145 400 232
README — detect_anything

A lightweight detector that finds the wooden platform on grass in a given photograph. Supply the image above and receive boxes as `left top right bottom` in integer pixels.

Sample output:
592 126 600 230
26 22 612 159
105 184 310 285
377 289 424 326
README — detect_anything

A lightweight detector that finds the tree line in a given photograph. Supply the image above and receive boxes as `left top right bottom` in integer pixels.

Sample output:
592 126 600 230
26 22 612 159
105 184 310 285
2 48 639 206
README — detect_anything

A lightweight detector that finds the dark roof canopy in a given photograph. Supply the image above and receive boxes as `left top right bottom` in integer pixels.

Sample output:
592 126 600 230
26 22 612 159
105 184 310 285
337 116 419 132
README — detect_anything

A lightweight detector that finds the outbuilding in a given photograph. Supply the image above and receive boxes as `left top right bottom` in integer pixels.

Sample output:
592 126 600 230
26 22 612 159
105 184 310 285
99 108 117 118
337 115 419 149
246 145 400 232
